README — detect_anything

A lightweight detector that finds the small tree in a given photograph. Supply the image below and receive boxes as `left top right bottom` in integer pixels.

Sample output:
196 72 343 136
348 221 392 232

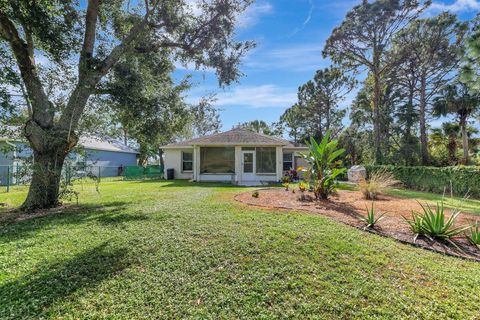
301 131 346 200
433 81 480 164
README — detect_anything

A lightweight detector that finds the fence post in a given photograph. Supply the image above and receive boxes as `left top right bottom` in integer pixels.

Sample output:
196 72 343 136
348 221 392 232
6 166 10 193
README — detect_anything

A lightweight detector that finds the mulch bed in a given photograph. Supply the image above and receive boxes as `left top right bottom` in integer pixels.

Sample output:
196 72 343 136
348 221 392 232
235 188 480 261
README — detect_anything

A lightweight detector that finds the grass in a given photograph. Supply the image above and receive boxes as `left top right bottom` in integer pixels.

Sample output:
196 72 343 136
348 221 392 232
337 182 480 216
0 180 479 319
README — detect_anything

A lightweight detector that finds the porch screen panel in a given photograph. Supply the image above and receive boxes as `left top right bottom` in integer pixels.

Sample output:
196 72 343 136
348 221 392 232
200 147 235 174
256 147 276 174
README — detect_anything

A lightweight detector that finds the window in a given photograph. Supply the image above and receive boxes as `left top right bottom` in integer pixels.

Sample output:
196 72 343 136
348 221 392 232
200 147 235 174
182 151 193 172
256 147 276 174
283 152 293 171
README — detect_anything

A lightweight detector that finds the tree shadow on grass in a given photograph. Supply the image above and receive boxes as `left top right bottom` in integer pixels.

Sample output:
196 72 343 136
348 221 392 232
0 241 133 319
0 201 133 243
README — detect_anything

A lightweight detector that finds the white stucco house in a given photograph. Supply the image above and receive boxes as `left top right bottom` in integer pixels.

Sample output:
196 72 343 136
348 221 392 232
161 127 308 185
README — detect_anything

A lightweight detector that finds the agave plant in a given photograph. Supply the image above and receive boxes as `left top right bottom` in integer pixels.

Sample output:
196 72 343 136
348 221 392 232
357 202 386 229
405 202 469 243
404 212 423 242
467 222 480 249
301 131 346 200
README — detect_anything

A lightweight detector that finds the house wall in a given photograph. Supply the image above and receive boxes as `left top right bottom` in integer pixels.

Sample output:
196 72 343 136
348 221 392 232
0 142 138 184
0 142 32 186
81 149 138 177
164 146 308 183
163 148 194 180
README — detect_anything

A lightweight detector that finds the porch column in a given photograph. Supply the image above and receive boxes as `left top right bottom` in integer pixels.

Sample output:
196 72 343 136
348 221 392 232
194 146 200 181
234 146 242 184
276 146 283 181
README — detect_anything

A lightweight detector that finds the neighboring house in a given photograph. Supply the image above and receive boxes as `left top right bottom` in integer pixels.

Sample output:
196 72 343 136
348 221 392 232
161 127 308 185
0 134 139 185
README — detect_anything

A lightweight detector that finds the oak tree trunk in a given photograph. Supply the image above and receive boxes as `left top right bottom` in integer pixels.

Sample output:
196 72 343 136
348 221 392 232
21 122 78 211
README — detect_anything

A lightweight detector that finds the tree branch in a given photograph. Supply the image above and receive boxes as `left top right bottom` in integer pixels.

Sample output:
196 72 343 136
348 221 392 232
79 0 100 80
0 12 53 127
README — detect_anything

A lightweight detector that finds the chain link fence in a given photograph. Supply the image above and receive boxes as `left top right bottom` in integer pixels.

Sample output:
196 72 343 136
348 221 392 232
1 164 164 193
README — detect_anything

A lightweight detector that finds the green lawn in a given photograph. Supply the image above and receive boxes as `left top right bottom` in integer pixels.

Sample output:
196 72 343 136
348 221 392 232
1 180 480 319
337 182 480 216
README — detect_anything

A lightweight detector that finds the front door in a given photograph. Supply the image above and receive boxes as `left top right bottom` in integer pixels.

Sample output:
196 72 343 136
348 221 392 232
242 151 255 181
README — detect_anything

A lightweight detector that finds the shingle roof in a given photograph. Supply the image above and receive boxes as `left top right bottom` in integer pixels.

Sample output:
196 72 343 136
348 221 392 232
1 126 138 154
162 127 307 148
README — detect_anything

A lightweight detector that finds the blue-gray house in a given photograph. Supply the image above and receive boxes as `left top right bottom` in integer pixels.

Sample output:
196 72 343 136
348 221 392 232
0 133 139 185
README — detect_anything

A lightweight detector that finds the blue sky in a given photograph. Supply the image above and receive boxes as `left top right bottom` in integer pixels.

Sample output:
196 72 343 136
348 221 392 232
174 0 480 132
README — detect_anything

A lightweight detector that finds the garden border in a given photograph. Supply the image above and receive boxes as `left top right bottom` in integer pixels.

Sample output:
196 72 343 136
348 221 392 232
234 188 480 263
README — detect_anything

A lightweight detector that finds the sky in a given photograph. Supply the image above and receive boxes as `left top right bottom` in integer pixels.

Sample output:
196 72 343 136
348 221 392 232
173 0 480 132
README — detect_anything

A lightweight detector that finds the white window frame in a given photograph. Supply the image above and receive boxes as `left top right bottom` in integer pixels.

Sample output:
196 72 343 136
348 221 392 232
283 152 294 171
181 151 193 173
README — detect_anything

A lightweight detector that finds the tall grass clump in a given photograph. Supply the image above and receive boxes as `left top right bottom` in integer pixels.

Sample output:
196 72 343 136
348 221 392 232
359 169 398 200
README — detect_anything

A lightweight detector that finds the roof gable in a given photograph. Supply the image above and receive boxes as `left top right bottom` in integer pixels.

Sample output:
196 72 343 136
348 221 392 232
162 128 306 148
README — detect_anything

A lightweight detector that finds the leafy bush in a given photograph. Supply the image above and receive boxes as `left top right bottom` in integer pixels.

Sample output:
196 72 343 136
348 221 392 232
404 202 468 243
252 191 259 198
282 182 289 191
298 181 309 192
359 169 398 200
301 131 346 200
283 169 299 182
358 203 386 229
365 165 480 198
298 181 309 201
467 222 480 248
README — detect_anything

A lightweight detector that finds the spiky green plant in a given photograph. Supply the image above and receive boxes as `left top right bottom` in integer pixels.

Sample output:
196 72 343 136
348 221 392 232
405 202 469 243
404 212 423 242
358 202 386 229
419 202 468 240
467 222 480 248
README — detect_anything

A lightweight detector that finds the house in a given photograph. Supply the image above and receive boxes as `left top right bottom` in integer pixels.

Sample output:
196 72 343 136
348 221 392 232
0 133 139 185
161 127 308 185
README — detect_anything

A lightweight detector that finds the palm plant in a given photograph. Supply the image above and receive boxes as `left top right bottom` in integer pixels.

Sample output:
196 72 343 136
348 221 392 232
433 82 480 164
301 131 346 200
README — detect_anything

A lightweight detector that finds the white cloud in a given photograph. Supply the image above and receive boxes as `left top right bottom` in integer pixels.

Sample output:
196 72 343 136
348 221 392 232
245 44 329 72
429 0 480 12
185 1 272 29
237 2 273 28
213 85 297 108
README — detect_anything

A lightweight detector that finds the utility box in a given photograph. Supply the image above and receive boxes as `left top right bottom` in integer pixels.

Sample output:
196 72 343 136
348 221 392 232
347 165 366 183
166 168 174 180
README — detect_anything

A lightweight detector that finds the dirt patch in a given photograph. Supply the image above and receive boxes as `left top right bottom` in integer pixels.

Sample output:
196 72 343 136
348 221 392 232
235 188 480 261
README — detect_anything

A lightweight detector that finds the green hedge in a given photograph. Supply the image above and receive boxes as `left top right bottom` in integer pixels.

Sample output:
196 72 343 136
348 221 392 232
365 165 480 198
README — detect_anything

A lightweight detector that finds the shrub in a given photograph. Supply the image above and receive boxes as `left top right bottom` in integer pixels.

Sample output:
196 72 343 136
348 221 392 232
404 202 469 243
467 222 480 248
298 181 309 192
365 165 480 198
298 181 309 201
285 169 299 182
358 202 386 229
281 176 290 183
282 182 289 191
301 131 346 200
359 169 398 200
252 191 259 198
